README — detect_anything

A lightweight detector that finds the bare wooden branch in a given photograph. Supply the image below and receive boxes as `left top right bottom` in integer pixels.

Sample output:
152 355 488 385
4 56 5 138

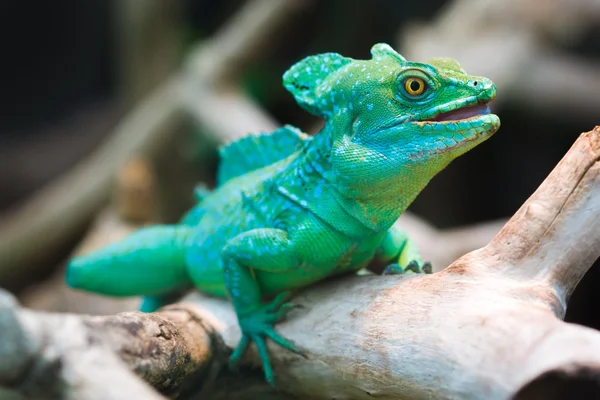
0 288 226 399
0 291 169 400
187 126 600 399
397 212 505 270
483 127 600 293
5 127 600 399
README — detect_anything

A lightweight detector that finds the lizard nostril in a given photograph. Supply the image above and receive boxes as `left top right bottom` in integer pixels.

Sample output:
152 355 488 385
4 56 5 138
473 81 478 87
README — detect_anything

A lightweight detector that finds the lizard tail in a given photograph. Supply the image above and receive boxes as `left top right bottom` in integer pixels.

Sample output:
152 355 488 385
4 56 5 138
66 225 193 297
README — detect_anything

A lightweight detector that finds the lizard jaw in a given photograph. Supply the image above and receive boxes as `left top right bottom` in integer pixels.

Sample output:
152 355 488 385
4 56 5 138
413 97 500 144
417 112 501 155
414 112 500 138
368 96 500 140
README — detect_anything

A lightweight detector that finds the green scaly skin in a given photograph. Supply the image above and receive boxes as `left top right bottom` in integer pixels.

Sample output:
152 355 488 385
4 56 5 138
66 43 500 385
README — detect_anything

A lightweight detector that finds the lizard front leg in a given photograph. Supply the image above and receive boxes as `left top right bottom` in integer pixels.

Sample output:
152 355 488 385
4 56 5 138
222 228 304 386
375 223 432 275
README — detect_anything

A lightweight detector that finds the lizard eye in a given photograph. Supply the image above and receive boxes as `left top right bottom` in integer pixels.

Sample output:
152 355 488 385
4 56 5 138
404 77 426 96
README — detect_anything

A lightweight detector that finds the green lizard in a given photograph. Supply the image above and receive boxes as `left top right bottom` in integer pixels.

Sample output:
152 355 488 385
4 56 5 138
66 43 500 385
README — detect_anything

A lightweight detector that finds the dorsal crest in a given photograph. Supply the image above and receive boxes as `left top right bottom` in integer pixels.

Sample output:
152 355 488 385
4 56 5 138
216 125 310 186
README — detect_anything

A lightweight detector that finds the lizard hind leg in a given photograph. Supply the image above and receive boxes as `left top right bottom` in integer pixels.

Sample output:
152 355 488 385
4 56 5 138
66 225 193 298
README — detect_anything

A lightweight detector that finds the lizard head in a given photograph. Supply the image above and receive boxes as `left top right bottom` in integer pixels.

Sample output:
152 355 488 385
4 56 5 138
283 43 500 202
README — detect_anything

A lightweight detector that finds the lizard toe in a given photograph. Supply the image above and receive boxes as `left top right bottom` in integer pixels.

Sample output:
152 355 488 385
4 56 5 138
228 334 251 372
423 261 433 274
382 260 433 275
382 263 404 275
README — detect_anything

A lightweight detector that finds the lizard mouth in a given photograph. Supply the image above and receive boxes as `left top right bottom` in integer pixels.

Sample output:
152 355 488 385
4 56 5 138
375 97 499 136
424 102 492 122
409 98 500 153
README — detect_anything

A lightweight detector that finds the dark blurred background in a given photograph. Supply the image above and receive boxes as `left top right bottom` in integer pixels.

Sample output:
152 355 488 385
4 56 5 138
0 0 599 324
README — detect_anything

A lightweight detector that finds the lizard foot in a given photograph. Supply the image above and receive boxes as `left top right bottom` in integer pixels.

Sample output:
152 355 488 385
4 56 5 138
382 260 432 275
229 291 304 386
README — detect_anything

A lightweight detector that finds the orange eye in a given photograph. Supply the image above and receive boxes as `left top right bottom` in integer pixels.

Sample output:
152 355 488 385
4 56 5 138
404 77 426 96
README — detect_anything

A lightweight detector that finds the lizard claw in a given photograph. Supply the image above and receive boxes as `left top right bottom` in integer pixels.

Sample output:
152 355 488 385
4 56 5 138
228 293 303 386
422 261 433 274
228 334 250 372
264 291 293 312
382 260 433 275
382 263 404 275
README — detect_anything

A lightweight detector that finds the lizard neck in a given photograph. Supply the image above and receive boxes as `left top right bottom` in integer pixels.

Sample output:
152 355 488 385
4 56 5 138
275 128 377 238
278 122 432 236
304 122 436 233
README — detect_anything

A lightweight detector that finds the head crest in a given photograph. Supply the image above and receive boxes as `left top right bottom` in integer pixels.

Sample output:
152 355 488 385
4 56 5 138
370 43 406 63
283 52 351 117
283 43 406 117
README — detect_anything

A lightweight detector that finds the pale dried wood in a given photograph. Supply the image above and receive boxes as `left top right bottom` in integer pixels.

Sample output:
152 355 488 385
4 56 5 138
186 127 600 399
4 127 600 399
397 212 506 271
0 291 170 400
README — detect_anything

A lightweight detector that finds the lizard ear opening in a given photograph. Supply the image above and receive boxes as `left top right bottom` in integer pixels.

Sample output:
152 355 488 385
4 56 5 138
283 52 351 118
370 43 406 63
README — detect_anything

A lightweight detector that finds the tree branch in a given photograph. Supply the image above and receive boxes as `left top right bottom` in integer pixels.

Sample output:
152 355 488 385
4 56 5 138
0 291 169 400
4 127 600 399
